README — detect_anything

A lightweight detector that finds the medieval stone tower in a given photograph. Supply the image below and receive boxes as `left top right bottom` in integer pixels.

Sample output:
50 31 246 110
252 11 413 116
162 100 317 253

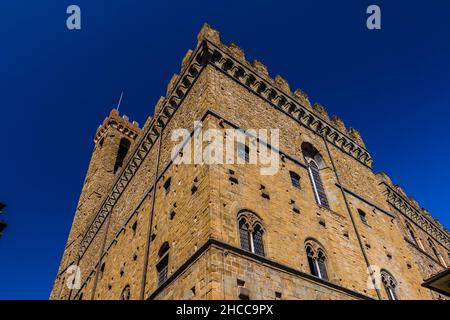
51 24 449 300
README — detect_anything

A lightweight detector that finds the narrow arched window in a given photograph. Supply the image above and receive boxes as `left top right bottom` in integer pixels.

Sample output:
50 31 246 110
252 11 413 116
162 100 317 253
120 284 131 300
156 242 170 286
308 161 329 208
317 251 328 280
405 223 418 247
252 224 265 256
237 212 265 257
239 218 251 252
428 239 446 266
381 270 398 300
114 138 131 173
305 240 329 280
302 143 329 208
306 245 318 277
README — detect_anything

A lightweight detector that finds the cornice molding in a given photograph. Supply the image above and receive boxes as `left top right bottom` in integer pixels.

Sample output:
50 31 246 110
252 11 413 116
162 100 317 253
382 182 449 248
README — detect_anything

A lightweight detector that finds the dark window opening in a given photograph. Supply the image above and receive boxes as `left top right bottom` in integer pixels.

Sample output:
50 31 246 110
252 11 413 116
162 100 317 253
164 178 171 195
114 138 131 174
157 242 170 286
252 224 265 256
289 171 301 189
157 255 169 286
132 221 137 237
238 213 265 257
306 244 328 280
239 219 251 252
358 209 369 225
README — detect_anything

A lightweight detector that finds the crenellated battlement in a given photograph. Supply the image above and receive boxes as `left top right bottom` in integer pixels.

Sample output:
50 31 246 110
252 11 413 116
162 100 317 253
192 23 372 167
376 172 450 246
94 108 141 144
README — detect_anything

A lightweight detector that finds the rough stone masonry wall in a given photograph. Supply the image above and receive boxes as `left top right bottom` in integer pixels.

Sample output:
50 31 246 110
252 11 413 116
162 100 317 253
52 24 449 300
51 122 141 299
203 62 434 299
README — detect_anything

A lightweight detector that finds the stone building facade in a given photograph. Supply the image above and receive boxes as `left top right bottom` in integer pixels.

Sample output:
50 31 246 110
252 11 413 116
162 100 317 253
50 24 449 300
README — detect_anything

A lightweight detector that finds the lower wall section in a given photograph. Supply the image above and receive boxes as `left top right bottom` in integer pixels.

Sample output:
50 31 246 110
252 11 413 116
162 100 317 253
150 239 371 300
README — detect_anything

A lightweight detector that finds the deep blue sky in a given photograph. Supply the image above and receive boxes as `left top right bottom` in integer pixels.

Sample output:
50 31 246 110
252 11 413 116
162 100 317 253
0 0 449 299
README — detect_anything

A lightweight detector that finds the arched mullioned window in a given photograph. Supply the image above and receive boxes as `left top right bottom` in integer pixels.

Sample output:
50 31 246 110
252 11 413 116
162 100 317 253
238 211 265 256
428 238 446 266
301 143 329 208
381 270 398 300
156 242 170 286
405 222 419 248
305 239 329 280
120 284 131 300
114 138 131 173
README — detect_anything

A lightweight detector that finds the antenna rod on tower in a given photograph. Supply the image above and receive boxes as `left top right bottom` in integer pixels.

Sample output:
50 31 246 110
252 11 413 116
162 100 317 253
117 91 124 112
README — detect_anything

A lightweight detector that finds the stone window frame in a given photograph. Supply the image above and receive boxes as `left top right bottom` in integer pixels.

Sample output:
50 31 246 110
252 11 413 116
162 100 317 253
156 241 170 286
380 269 398 300
304 238 329 281
301 142 330 209
405 221 424 250
427 238 447 267
237 210 266 257
114 137 131 174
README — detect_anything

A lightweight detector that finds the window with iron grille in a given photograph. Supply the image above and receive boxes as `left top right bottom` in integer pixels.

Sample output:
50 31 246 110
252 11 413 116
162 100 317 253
156 242 170 286
289 171 301 189
157 255 169 286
